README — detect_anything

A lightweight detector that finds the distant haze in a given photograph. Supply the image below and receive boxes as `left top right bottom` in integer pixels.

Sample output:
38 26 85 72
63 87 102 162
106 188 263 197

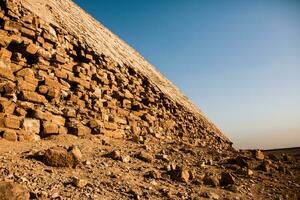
73 0 300 149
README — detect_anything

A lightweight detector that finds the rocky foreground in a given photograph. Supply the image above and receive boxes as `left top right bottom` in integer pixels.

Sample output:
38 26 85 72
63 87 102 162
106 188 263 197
0 135 299 200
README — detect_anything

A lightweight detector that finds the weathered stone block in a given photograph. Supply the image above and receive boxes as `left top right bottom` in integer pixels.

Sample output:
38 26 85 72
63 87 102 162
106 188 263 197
0 61 14 81
16 68 35 78
117 108 130 116
124 89 134 99
69 94 85 108
17 130 40 142
89 119 102 129
54 54 66 64
22 118 40 135
0 98 16 114
44 76 62 88
18 79 37 91
0 47 12 60
103 122 118 130
21 27 36 39
43 121 59 135
54 68 69 79
3 115 21 129
63 108 76 118
21 91 47 103
102 129 125 139
0 35 11 47
2 128 18 141
47 88 60 99
22 15 33 24
115 117 127 125
68 124 91 136
34 109 65 126
3 20 21 32
122 99 131 109
38 85 48 94
25 43 39 55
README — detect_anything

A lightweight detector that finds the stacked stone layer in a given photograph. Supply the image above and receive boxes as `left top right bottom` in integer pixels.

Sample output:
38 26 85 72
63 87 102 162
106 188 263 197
0 0 231 150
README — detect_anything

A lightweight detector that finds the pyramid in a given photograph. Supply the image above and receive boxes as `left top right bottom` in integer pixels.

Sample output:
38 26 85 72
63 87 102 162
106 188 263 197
0 1 299 199
0 0 231 149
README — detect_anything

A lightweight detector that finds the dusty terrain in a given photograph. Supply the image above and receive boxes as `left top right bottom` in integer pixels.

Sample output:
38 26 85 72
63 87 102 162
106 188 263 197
0 135 299 199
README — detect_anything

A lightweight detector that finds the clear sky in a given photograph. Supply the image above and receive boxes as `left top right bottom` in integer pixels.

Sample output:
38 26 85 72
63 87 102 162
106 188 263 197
73 0 300 149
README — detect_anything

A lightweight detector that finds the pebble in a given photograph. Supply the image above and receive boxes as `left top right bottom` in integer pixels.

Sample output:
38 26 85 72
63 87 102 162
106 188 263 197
137 151 154 163
220 172 235 186
72 177 89 188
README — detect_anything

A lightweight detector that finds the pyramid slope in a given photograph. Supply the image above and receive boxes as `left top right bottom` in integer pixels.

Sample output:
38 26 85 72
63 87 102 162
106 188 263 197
20 0 229 143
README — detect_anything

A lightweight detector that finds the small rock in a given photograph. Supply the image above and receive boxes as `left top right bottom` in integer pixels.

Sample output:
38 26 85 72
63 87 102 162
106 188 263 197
238 168 254 176
2 129 18 141
51 192 60 199
108 150 121 160
131 135 144 143
282 154 293 162
165 162 177 171
156 154 169 162
226 184 240 192
254 150 265 160
107 150 130 163
144 170 161 179
179 167 190 183
121 155 131 163
200 161 206 168
206 158 213 165
83 160 91 165
258 160 271 172
168 165 193 183
168 165 191 183
69 145 82 161
41 146 80 167
220 172 235 186
128 189 141 200
234 156 249 167
203 175 219 187
0 181 30 200
202 191 220 199
72 177 88 188
137 151 154 163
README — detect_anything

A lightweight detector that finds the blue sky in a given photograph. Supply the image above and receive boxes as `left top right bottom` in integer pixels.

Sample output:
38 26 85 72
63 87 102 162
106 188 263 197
73 0 300 149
